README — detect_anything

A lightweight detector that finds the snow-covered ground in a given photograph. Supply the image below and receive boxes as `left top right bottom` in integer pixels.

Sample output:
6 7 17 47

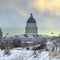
0 48 60 60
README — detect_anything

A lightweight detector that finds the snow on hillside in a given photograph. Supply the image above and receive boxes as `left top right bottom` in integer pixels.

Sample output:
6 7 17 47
0 48 59 60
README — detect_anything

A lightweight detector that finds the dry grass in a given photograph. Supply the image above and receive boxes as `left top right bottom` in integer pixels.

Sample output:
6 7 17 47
48 50 59 57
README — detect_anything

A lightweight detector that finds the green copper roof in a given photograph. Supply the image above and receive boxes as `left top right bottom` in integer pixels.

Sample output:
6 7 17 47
27 13 36 23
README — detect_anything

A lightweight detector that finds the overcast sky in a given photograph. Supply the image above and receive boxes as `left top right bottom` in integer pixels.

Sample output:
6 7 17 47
0 0 60 36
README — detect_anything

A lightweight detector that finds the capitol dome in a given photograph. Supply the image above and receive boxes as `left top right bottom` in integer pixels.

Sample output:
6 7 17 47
25 13 38 34
27 13 36 23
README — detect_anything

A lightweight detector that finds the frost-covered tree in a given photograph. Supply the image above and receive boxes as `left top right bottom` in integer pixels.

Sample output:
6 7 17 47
13 39 22 47
4 46 11 56
53 42 57 51
0 41 5 50
33 50 38 58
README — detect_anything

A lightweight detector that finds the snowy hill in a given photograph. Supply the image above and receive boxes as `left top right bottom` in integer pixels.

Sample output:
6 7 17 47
0 48 60 60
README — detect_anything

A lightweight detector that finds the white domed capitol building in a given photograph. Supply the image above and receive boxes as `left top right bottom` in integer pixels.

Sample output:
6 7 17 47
2 14 43 47
2 13 48 47
19 13 40 45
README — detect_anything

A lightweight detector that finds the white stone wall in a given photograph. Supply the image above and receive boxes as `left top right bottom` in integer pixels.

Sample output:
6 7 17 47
25 23 38 34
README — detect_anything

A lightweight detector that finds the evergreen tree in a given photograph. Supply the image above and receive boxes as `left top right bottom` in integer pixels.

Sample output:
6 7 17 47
0 28 3 40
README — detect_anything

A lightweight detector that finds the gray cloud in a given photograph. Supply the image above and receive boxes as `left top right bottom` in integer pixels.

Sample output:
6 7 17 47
0 0 60 27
